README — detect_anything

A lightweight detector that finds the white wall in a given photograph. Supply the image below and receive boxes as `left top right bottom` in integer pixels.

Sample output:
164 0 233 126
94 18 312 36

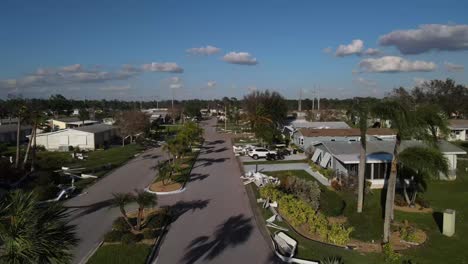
448 129 467 141
35 130 95 150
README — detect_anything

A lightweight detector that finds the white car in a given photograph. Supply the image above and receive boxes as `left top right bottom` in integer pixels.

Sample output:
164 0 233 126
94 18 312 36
248 148 277 160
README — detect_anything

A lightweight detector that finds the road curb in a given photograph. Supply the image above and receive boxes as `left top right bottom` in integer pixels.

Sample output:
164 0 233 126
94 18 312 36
78 240 103 264
144 186 186 195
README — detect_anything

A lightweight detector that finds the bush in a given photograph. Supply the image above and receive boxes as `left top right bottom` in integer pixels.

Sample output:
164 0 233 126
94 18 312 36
327 223 353 246
282 176 320 210
321 256 345 264
259 184 283 201
32 183 59 201
394 193 407 207
146 214 165 229
113 217 131 232
383 243 401 264
142 229 158 239
399 221 417 243
104 230 124 242
121 233 137 245
416 196 430 208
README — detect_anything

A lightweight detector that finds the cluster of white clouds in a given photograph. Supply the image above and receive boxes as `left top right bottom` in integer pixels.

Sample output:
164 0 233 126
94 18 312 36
186 45 221 55
444 62 464 72
0 62 184 90
222 52 258 65
207 80 216 88
359 56 437 73
329 39 381 57
379 24 468 54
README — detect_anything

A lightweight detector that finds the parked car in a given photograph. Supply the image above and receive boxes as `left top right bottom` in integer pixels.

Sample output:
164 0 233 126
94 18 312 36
248 148 277 160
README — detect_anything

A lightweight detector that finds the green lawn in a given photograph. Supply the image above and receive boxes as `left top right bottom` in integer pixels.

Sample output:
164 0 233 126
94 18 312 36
257 160 468 263
87 244 152 264
243 159 308 165
393 158 468 263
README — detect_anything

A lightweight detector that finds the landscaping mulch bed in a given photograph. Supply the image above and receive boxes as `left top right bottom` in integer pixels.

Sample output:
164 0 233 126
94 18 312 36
394 205 433 213
149 181 182 192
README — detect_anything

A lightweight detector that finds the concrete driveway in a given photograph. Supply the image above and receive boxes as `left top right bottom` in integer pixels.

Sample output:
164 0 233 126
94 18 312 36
66 147 166 264
155 118 274 264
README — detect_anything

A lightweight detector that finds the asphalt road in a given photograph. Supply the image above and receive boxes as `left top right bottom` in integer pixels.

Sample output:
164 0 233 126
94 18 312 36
67 118 275 264
156 118 273 264
66 147 166 264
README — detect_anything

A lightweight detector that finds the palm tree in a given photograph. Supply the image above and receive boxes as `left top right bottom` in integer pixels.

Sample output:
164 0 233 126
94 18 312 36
157 161 173 185
14 105 28 169
398 146 448 206
354 102 370 213
134 190 157 231
373 100 412 243
0 190 78 263
111 192 136 231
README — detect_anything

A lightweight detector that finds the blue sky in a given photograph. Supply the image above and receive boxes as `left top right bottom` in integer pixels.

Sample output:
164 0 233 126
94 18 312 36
1 0 467 100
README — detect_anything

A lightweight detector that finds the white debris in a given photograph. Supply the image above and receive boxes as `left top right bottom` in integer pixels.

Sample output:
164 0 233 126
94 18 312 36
241 170 280 187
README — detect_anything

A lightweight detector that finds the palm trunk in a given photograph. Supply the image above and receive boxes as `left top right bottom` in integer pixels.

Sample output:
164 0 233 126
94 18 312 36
120 208 135 231
122 137 125 146
14 119 21 168
357 140 366 213
30 123 37 172
21 127 35 170
383 137 400 243
401 178 411 206
136 207 143 231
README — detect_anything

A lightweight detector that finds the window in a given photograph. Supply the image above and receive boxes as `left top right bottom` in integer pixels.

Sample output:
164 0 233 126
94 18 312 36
300 137 304 145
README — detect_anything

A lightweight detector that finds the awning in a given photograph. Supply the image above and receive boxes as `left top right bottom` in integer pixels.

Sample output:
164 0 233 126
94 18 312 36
320 152 332 168
311 149 323 162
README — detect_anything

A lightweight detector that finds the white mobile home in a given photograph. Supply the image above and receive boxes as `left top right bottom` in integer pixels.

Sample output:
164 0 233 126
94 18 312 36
35 124 117 151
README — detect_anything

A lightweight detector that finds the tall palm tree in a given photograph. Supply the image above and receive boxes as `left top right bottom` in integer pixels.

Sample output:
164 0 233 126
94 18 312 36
14 105 28 169
134 190 157 231
111 192 135 231
354 102 369 213
372 100 412 243
0 190 78 264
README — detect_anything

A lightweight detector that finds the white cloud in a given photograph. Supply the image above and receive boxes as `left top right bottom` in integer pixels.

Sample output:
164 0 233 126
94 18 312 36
354 77 377 87
186 45 221 55
207 80 216 88
379 24 468 54
362 48 381 56
444 62 464 72
223 52 258 65
61 64 82 72
142 62 183 73
99 84 131 92
358 56 437 73
335 39 364 57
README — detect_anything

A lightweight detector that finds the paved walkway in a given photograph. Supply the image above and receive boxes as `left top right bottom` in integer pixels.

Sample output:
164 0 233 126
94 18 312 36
243 163 330 186
66 147 167 264
155 118 274 264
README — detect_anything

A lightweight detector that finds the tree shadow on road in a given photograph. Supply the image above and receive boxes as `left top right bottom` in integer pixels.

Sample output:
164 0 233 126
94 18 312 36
66 199 114 221
206 140 225 145
193 157 230 169
168 199 211 223
188 173 209 182
182 214 253 264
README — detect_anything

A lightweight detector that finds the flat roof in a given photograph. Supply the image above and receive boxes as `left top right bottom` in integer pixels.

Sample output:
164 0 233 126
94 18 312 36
298 128 395 137
71 124 115 133
290 120 351 129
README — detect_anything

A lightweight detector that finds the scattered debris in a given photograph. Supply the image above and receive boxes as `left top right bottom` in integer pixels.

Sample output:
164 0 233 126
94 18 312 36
241 170 280 187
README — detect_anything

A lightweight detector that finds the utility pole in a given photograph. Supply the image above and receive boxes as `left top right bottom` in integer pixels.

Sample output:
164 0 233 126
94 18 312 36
317 90 320 111
298 89 302 112
171 89 175 124
224 104 227 131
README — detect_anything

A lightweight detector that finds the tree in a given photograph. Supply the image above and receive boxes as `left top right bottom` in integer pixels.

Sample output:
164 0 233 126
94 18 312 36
49 94 73 117
183 101 203 119
78 108 90 125
111 192 136 231
352 101 370 213
0 190 78 263
243 90 287 144
116 111 150 146
398 146 448 206
373 100 413 243
134 190 157 231
14 104 28 169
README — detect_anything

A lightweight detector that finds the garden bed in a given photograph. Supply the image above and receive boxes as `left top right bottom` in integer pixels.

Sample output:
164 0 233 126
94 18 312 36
149 180 182 193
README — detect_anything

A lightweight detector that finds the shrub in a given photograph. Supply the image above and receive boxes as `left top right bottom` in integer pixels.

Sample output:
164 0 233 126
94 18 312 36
394 193 407 206
399 221 417 243
104 230 124 242
146 214 166 229
327 223 353 246
383 243 401 264
331 180 341 191
113 217 131 231
142 229 158 239
121 233 137 245
321 256 345 264
259 184 283 201
282 176 320 210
